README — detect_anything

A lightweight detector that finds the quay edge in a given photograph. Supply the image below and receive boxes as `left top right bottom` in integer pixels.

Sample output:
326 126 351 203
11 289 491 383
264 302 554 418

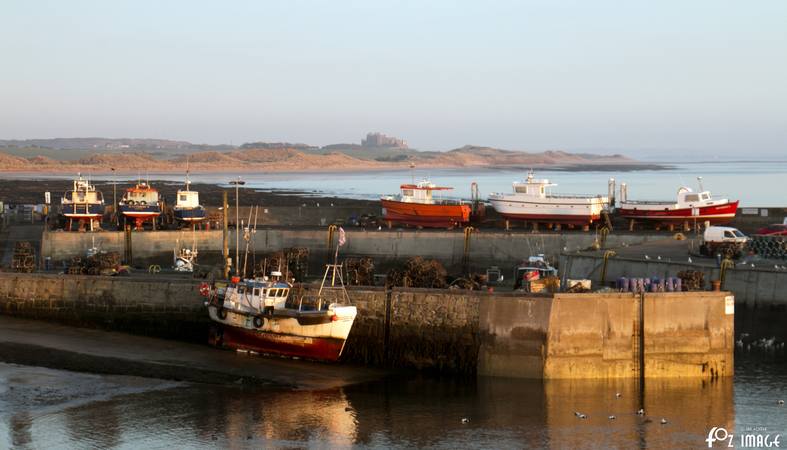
0 272 733 379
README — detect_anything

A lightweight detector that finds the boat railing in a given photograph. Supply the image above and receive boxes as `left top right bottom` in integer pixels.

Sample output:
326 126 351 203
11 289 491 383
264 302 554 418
544 193 607 199
620 200 676 205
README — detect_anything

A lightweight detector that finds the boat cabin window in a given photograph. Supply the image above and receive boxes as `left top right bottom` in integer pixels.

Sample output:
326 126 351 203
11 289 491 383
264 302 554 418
402 189 413 197
278 289 288 297
237 285 246 294
515 186 527 194
701 193 710 200
180 194 188 201
685 194 700 202
540 187 545 194
253 288 260 297
268 288 277 297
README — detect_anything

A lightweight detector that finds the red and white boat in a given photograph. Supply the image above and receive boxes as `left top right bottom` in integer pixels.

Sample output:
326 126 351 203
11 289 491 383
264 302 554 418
488 171 610 225
616 178 739 225
118 181 162 229
204 268 357 362
381 179 471 228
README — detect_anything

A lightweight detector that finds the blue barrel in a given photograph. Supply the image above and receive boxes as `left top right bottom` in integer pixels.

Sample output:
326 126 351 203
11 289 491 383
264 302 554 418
674 277 682 292
618 277 629 292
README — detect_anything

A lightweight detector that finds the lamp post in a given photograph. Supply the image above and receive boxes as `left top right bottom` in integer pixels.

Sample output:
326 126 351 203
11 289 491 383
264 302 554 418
111 167 117 228
229 176 243 274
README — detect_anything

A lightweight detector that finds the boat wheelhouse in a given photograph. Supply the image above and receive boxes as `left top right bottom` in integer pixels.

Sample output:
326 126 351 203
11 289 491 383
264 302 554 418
119 181 162 229
61 174 105 231
381 179 471 228
616 178 739 226
488 171 610 226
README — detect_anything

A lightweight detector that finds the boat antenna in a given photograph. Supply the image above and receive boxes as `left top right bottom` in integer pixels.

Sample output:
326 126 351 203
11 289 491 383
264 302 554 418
409 161 415 184
697 176 704 192
185 156 191 190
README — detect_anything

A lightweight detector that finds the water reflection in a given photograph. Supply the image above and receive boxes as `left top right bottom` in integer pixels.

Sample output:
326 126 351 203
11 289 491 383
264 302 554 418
0 366 770 449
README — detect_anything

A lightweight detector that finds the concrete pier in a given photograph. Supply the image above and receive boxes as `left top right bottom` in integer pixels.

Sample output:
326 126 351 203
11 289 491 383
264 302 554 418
0 273 733 379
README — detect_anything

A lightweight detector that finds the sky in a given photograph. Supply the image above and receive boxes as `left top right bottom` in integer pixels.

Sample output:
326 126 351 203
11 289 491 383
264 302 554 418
1 0 786 157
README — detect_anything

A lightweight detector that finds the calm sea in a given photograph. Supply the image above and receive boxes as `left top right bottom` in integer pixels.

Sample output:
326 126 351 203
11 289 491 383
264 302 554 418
1 357 785 449
10 160 785 207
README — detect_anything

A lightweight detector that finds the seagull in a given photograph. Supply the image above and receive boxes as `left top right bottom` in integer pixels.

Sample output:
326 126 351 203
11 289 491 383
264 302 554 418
574 411 582 417
736 339 744 348
608 415 616 420
616 392 622 398
657 256 661 260
637 409 645 415
660 418 668 425
377 225 382 231
461 418 470 424
580 414 587 419
778 400 784 405
644 255 650 260
688 257 693 263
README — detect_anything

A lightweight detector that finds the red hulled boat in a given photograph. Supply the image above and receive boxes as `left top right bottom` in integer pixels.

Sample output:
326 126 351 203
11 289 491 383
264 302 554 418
381 180 471 228
616 178 739 225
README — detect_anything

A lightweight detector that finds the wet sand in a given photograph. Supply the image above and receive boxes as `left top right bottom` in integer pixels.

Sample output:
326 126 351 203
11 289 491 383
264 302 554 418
0 316 388 390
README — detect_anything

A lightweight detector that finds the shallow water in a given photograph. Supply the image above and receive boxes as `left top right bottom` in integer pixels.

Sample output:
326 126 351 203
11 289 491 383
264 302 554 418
1 357 784 449
6 160 787 207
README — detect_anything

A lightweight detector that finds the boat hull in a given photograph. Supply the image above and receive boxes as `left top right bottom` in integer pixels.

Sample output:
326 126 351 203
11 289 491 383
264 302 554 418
174 206 207 222
617 200 739 224
62 203 104 220
381 199 470 228
207 305 355 362
210 325 347 361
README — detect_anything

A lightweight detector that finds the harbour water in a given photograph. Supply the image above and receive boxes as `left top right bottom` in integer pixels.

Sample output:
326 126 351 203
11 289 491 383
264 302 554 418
2 356 785 449
6 160 786 206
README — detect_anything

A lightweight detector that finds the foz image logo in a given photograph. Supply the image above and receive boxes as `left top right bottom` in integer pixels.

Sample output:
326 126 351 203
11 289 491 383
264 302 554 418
706 426 781 448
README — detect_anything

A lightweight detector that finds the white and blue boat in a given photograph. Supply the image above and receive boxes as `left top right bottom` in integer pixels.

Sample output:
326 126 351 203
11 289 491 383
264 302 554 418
61 174 105 231
173 171 206 223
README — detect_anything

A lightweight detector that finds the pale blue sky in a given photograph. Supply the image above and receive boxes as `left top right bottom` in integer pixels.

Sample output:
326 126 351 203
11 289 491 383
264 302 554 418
1 0 786 156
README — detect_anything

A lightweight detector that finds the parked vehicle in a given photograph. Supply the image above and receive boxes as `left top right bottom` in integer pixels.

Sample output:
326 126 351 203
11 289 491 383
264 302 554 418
699 226 749 258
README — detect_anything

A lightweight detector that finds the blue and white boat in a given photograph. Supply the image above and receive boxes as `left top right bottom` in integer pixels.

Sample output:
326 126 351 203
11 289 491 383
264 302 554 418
173 171 206 223
61 174 105 230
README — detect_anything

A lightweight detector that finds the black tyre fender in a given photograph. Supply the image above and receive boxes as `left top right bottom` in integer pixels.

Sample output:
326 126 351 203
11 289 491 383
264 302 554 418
253 316 264 328
217 307 228 320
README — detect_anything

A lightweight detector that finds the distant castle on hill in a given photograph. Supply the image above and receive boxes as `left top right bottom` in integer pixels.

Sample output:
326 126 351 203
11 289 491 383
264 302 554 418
361 132 408 149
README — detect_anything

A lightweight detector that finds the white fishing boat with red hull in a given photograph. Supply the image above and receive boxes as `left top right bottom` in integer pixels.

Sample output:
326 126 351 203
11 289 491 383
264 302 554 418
616 178 739 225
488 171 610 226
204 268 357 362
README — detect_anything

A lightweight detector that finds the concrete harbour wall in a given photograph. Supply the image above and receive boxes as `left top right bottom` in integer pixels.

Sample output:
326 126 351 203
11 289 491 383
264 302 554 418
41 228 662 273
0 273 732 379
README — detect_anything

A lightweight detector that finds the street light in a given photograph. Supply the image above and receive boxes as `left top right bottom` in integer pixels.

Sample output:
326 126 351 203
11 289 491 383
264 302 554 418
111 167 117 228
229 176 244 274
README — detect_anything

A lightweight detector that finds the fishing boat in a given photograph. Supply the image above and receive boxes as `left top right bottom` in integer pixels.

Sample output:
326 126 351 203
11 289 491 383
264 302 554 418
381 179 471 228
488 171 610 226
61 174 105 231
173 171 206 223
616 177 739 225
203 266 357 362
118 181 162 229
